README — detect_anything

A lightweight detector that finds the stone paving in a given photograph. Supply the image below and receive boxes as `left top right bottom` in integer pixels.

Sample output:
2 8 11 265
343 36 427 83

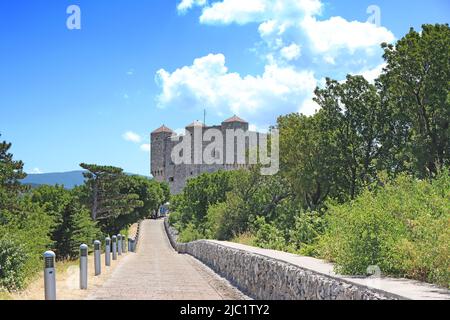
88 219 248 300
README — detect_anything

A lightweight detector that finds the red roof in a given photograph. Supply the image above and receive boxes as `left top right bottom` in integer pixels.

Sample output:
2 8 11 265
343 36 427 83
223 115 248 123
152 125 174 134
186 120 205 128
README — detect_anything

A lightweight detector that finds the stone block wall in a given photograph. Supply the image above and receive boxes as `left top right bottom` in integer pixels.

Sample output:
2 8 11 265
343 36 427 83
164 218 401 300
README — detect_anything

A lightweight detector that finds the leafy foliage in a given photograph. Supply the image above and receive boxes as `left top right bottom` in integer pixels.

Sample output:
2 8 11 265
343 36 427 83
379 24 450 178
80 163 143 234
0 238 28 291
318 171 450 287
0 135 27 195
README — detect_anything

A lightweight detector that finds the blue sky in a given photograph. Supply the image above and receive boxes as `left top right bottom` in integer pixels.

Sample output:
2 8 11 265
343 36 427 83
0 0 448 176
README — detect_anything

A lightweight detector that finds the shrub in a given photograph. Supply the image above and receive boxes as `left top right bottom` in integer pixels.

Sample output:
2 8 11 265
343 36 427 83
252 217 290 252
178 223 205 243
206 194 249 240
0 238 28 291
318 171 450 287
231 232 256 246
288 211 325 256
0 195 53 288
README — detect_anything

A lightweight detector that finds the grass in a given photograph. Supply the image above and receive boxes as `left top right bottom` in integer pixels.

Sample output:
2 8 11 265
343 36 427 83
0 291 12 300
231 232 256 246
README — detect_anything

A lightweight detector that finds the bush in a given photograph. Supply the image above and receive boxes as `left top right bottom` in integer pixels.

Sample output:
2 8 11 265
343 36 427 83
0 195 53 288
178 223 204 243
206 194 249 240
252 217 289 252
0 238 28 291
170 170 240 232
288 211 325 256
318 171 450 287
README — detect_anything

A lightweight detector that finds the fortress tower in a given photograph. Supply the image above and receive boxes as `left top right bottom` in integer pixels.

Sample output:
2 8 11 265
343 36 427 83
151 116 255 194
150 125 174 184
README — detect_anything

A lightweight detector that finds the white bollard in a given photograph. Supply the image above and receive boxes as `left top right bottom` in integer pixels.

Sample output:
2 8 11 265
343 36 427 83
122 236 127 253
112 235 117 260
117 234 122 256
94 240 101 276
105 237 111 266
44 251 56 300
79 244 88 290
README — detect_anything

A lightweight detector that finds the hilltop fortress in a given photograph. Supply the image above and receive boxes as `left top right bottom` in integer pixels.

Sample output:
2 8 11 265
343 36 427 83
151 116 265 194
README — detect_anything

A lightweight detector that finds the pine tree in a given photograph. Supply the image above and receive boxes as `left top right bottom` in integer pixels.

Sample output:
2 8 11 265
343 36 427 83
0 134 27 197
57 199 100 260
80 163 142 234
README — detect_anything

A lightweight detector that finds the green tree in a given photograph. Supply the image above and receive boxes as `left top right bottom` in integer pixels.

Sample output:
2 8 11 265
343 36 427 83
31 185 100 260
0 134 27 197
115 175 167 228
80 163 142 234
314 75 384 200
278 113 338 210
31 185 72 250
379 24 450 178
179 170 238 228
57 199 100 259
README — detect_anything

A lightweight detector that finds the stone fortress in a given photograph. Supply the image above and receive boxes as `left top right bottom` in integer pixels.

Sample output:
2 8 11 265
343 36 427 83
151 116 257 194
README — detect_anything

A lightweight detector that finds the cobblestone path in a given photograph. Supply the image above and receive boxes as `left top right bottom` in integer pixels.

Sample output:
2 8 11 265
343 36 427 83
88 219 247 300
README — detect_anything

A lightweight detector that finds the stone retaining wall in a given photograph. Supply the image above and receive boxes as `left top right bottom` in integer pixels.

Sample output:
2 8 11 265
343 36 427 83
164 218 402 300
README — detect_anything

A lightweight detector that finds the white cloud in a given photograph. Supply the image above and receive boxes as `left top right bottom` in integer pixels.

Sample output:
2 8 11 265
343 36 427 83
168 0 396 125
197 0 322 25
30 168 44 174
177 0 207 14
300 99 321 116
301 16 395 54
123 131 142 143
140 144 151 152
156 53 317 124
280 43 301 61
353 62 386 83
179 0 394 70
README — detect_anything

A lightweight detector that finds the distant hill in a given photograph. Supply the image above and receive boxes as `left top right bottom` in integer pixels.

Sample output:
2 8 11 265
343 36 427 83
21 170 149 189
22 170 86 189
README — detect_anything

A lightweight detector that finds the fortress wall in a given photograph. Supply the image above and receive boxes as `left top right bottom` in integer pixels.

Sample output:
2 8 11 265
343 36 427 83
151 119 256 194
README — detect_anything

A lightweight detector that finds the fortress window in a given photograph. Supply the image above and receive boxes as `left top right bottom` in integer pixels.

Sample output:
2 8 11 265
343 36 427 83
169 177 174 182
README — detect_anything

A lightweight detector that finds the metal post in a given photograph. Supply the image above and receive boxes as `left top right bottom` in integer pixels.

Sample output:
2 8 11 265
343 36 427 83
112 235 117 260
117 234 122 256
128 238 132 252
94 240 101 276
105 237 111 266
44 251 56 300
79 244 88 290
122 236 127 253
